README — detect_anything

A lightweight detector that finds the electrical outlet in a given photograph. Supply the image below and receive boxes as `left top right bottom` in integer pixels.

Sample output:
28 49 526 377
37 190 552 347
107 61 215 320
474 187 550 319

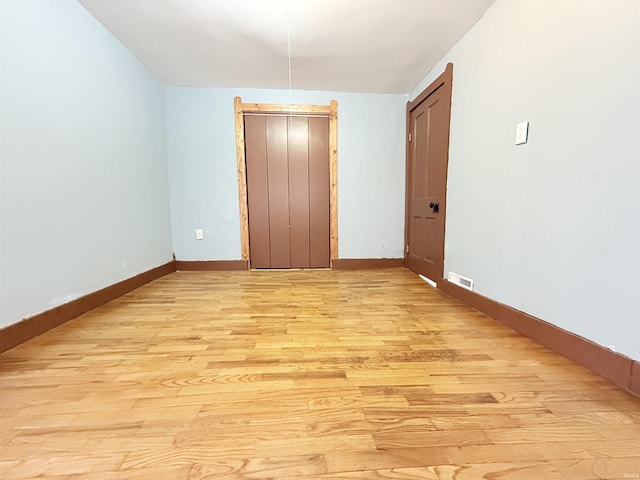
195 228 204 240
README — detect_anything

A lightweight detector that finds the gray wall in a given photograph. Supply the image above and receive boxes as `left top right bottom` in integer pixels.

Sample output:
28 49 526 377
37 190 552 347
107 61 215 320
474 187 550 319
166 87 406 261
411 0 640 361
0 0 173 328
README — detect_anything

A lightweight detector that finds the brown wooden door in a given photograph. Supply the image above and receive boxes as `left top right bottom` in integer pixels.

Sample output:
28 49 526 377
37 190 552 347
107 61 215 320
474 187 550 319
245 114 330 269
405 65 453 281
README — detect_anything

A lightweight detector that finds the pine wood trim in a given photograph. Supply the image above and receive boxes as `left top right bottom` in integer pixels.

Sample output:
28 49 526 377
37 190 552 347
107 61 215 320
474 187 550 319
234 96 250 261
175 260 249 271
438 278 638 394
329 99 339 260
0 261 176 354
234 97 338 266
241 103 331 115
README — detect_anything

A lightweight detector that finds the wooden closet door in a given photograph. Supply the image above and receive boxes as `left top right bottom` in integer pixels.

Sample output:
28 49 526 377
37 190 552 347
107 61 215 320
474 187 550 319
245 114 330 269
244 115 271 268
288 116 312 267
307 117 330 268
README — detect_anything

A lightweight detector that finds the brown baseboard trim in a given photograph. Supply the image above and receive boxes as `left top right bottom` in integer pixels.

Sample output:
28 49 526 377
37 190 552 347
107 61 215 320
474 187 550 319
175 260 249 271
630 362 640 396
0 261 176 354
437 279 636 394
332 258 404 270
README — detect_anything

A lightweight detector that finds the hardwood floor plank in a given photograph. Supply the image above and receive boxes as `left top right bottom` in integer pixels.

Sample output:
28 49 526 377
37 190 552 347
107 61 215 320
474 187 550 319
485 425 609 444
189 454 328 479
510 411 637 428
373 429 492 449
324 447 449 474
280 462 565 479
73 465 192 480
551 458 640 480
254 434 376 458
3 453 126 479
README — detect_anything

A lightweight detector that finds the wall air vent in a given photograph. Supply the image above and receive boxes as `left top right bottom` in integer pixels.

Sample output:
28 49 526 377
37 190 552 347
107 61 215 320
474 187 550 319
448 272 474 291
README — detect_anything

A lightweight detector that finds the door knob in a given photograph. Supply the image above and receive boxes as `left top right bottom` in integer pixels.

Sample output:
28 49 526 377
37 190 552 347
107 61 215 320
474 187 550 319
429 202 439 212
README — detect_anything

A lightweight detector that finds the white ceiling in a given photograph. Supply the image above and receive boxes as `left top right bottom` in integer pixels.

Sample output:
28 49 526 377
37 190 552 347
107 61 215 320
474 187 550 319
78 0 496 94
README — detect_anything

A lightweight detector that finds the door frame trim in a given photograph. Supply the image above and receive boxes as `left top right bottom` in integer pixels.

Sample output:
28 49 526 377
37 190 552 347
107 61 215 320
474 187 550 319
404 63 453 278
234 97 338 265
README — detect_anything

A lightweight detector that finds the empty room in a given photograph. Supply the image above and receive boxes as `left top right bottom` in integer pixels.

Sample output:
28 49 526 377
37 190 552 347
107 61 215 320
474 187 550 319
1 0 640 479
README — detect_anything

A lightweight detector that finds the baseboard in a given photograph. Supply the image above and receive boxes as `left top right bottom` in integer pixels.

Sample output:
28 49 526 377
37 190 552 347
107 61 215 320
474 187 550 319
630 362 640 395
175 260 249 271
331 258 404 270
437 279 638 395
0 261 176 354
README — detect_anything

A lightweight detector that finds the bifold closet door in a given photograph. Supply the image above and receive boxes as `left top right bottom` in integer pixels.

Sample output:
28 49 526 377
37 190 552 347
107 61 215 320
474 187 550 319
245 115 330 269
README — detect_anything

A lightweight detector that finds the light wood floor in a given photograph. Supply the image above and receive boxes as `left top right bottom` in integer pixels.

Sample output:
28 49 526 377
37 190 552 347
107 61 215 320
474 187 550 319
1 268 639 480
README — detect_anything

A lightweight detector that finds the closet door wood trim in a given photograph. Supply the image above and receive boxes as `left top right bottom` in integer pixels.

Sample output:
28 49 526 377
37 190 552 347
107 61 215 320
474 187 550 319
234 98 338 265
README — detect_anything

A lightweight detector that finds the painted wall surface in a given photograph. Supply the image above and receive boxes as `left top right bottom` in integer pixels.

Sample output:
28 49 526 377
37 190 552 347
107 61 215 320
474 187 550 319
0 0 173 328
166 87 406 261
411 0 640 360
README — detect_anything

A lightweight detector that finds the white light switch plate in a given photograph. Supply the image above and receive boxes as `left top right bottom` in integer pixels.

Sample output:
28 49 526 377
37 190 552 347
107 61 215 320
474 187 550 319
515 121 529 145
195 228 204 240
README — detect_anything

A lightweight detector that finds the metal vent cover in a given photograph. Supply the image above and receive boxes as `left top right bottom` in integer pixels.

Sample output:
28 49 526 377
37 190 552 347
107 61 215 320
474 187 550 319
448 272 474 291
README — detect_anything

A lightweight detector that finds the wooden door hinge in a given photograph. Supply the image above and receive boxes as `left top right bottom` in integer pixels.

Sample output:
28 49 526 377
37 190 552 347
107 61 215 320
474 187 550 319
408 132 412 142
